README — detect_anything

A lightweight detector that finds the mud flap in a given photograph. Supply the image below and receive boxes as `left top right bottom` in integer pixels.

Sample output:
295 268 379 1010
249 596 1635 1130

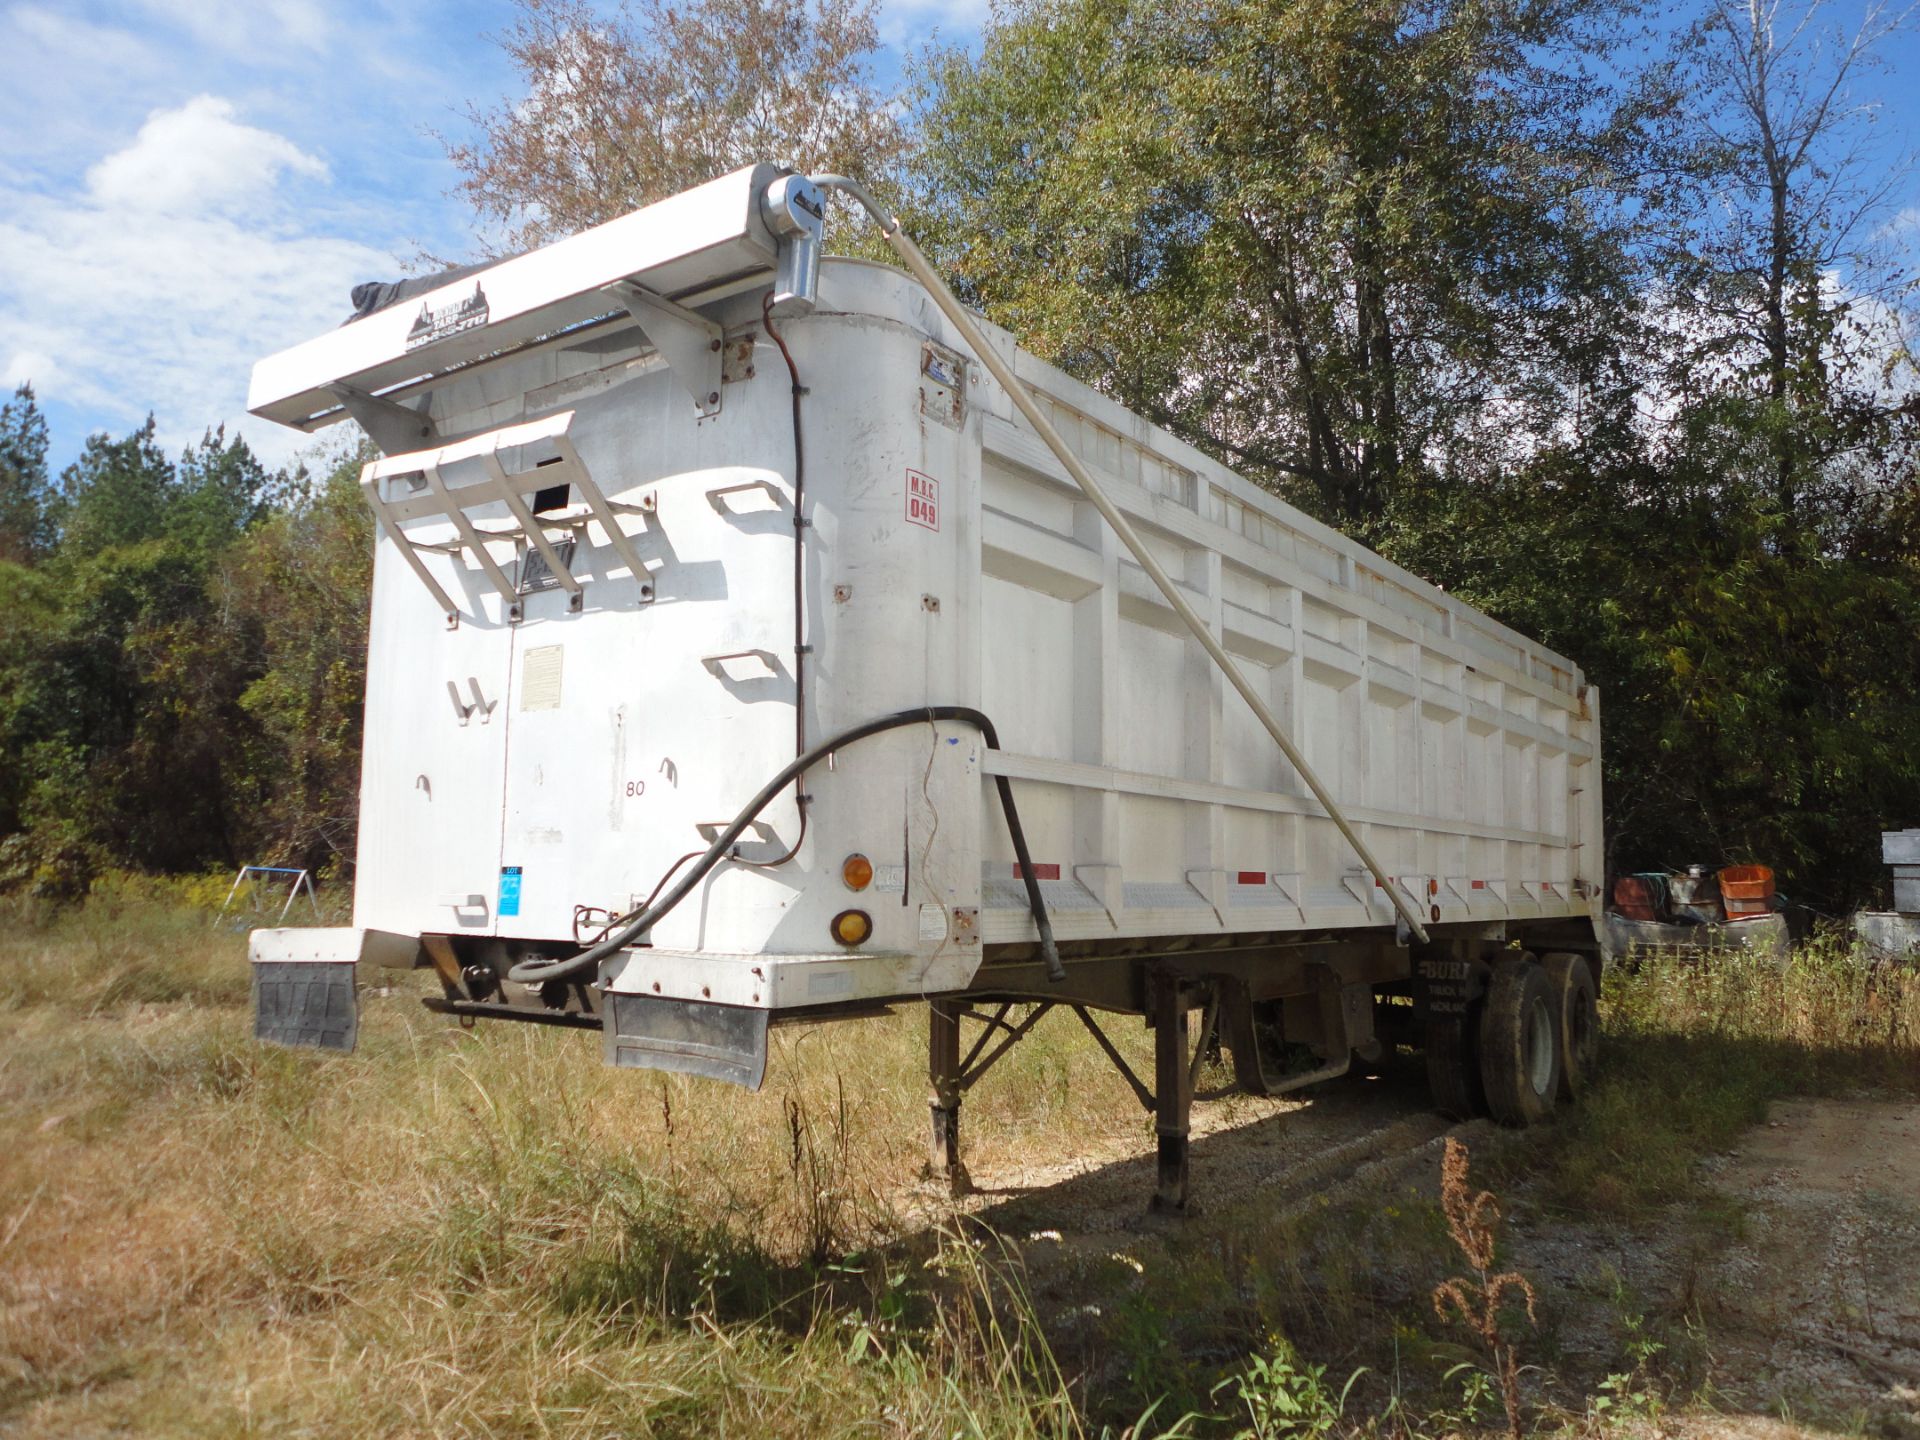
247 926 415 1054
603 993 769 1089
253 961 358 1052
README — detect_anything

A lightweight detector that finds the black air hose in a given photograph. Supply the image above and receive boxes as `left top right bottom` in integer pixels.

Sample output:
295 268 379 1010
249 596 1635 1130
505 707 1065 986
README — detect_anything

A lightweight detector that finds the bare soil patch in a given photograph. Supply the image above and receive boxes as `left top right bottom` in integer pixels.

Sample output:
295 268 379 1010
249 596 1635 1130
935 1072 1920 1436
1688 1098 1920 1429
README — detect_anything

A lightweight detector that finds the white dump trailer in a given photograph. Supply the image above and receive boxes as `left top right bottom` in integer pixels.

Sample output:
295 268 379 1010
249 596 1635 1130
249 165 1605 1209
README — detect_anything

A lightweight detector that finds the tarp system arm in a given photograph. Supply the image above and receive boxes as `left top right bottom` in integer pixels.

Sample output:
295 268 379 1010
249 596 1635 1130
811 175 1431 945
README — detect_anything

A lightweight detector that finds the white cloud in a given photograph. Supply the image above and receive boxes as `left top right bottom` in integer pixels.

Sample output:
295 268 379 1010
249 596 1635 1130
0 9 174 183
128 0 334 56
3 349 55 390
1882 206 1920 268
878 0 994 51
8 6 163 77
0 97 393 466
87 95 328 214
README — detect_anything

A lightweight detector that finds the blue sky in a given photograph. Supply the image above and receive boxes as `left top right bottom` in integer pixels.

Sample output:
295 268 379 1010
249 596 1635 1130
0 0 985 474
0 0 1914 477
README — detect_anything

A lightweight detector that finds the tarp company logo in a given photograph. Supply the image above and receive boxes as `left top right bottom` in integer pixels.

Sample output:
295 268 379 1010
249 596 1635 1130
906 469 940 531
406 284 490 351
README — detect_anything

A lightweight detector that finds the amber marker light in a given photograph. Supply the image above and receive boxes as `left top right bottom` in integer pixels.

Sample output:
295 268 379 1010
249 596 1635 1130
842 853 875 891
830 909 873 947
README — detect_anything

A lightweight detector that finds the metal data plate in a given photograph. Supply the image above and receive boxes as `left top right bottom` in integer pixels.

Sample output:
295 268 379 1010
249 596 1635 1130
253 961 358 1052
603 993 769 1089
518 534 577 593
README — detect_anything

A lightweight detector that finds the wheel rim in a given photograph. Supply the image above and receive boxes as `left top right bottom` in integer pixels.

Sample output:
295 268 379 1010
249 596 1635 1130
1525 997 1555 1097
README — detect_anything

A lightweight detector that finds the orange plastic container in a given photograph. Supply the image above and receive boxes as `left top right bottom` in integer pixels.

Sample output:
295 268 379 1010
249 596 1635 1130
1718 864 1774 898
1718 864 1774 917
1717 864 1774 894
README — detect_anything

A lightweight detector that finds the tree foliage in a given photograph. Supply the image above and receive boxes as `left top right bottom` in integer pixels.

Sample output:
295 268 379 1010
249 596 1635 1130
910 0 1659 528
915 0 1920 902
0 384 54 563
1662 0 1918 523
4 0 1917 913
1379 411 1920 907
446 0 906 252
0 430 372 897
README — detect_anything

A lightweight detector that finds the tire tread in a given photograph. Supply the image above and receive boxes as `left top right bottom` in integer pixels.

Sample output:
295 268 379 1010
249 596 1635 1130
1479 957 1557 1127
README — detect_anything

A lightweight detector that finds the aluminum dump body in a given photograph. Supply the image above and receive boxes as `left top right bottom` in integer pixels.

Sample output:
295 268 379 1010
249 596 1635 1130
245 167 1604 1206
280 261 1597 1006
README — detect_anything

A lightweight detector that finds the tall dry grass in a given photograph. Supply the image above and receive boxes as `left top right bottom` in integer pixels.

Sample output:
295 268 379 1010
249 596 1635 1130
3 889 1917 1437
0 887 1164 1437
1523 931 1920 1217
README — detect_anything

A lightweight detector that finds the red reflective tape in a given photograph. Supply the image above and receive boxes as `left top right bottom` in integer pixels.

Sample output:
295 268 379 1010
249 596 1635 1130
1471 880 1487 889
1236 871 1267 886
1013 863 1060 881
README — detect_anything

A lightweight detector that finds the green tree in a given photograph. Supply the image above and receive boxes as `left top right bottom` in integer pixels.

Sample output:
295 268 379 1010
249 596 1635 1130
0 420 284 892
911 0 1654 529
0 384 53 563
1380 401 1920 908
1663 0 1916 524
172 426 272 556
56 417 175 552
223 445 375 875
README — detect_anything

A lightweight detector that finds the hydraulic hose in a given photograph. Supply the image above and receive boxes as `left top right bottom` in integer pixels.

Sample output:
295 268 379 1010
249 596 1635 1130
506 707 1066 986
724 291 811 871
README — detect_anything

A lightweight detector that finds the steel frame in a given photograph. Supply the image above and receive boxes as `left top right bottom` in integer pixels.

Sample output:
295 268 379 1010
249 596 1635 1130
217 865 322 928
357 411 653 628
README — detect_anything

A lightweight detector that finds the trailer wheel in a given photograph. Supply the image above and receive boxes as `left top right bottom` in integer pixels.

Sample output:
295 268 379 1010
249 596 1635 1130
1478 957 1558 1127
1541 952 1599 1102
1425 1004 1485 1120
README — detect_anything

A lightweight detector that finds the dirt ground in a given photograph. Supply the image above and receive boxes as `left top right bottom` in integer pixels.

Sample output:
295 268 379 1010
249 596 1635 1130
944 1065 1454 1228
936 1073 1920 1435
1685 1099 1920 1428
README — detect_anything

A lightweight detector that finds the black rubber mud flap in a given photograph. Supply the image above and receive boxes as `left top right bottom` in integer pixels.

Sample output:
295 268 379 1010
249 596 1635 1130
603 993 769 1089
253 961 358 1052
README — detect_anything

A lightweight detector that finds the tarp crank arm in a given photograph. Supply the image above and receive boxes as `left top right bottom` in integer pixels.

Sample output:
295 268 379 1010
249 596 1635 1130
812 174 1431 945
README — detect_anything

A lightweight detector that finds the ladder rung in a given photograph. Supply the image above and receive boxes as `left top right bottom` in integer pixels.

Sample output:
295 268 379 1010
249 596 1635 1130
357 409 653 627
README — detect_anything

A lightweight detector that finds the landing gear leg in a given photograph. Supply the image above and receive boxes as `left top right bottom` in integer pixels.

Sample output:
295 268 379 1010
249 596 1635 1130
1151 980 1195 1214
927 1001 971 1197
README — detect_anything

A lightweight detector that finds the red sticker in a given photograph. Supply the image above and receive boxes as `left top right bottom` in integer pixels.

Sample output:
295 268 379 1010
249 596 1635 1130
1013 862 1060 880
1236 871 1267 885
906 469 940 531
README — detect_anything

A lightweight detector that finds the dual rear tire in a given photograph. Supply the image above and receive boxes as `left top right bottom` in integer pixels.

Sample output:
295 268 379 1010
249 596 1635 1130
1541 950 1600 1100
1425 951 1599 1127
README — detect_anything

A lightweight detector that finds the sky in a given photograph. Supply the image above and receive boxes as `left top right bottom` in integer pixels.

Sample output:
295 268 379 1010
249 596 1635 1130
0 0 989 475
0 0 1914 478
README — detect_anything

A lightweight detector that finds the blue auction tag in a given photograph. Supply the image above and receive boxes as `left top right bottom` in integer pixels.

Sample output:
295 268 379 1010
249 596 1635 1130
498 866 523 917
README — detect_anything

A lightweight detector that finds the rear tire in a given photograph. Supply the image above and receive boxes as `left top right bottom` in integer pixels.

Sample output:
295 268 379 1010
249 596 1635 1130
1478 957 1558 1127
1542 952 1600 1101
1425 1003 1486 1119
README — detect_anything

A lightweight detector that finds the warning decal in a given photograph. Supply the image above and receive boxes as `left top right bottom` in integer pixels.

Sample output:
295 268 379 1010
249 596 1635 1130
906 469 940 532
